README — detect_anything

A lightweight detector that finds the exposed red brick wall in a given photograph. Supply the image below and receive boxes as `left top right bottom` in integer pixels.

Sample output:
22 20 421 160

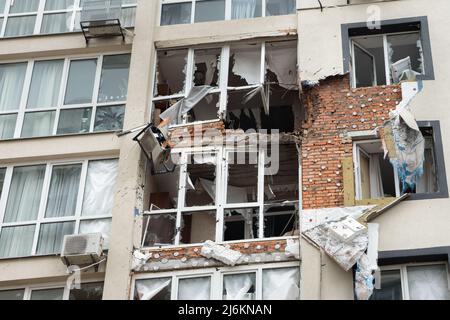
301 74 402 209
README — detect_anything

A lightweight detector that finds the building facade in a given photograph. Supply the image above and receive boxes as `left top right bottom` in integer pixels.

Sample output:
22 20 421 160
0 0 449 300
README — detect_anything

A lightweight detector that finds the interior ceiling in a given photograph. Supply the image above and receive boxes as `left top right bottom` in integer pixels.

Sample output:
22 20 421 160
360 141 384 154
353 33 419 49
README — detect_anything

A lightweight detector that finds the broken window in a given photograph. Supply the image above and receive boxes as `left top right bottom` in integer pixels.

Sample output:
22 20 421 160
371 263 450 300
154 49 188 98
262 267 300 300
142 213 177 247
224 207 258 241
226 151 258 204
223 272 256 300
185 153 217 207
354 125 443 200
263 204 297 238
135 278 172 300
194 48 221 87
180 210 216 244
351 30 425 87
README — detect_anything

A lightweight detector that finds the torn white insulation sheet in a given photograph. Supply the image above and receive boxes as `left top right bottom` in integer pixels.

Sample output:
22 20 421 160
201 240 242 266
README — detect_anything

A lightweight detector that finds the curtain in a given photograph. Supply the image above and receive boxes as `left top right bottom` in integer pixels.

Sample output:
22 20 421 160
262 268 299 300
232 0 260 19
4 165 46 223
45 164 82 218
9 0 40 13
98 54 131 103
45 0 73 11
135 278 172 300
41 13 70 34
30 288 64 300
0 114 17 139
121 7 136 28
82 159 119 217
5 15 36 37
161 3 191 26
27 60 64 109
416 147 437 194
0 63 27 111
79 218 112 248
178 277 211 300
369 154 384 198
37 221 75 255
223 273 255 300
21 111 56 138
407 265 450 300
0 225 35 258
266 0 296 16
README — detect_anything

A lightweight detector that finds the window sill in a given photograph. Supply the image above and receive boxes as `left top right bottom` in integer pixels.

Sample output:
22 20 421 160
0 130 120 143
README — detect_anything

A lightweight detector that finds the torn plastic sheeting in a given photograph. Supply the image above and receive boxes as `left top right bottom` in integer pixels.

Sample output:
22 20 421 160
178 276 211 300
135 278 171 300
132 250 152 271
262 267 300 300
160 85 213 124
355 254 375 300
266 47 298 90
231 51 261 85
242 85 269 115
223 273 254 300
201 240 242 266
284 238 300 259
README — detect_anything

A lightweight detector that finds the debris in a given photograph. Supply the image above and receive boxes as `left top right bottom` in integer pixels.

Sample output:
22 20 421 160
355 254 375 300
284 238 300 259
200 240 242 266
132 250 152 271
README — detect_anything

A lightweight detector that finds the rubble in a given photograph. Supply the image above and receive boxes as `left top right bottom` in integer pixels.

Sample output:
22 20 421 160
200 240 243 266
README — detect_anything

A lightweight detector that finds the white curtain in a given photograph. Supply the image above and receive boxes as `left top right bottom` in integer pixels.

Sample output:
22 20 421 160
416 147 437 194
0 63 27 111
407 265 450 300
266 0 296 16
0 225 35 258
36 221 75 255
9 0 40 13
369 154 384 198
21 111 56 138
223 273 255 300
79 219 112 248
4 165 46 223
232 0 259 19
178 277 211 300
262 268 300 300
45 164 82 218
5 16 36 37
136 278 172 300
41 13 70 34
0 114 17 139
82 159 119 217
27 60 64 109
121 7 136 28
45 0 73 11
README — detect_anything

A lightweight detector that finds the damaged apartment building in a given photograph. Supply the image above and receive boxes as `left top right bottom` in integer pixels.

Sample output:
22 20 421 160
0 0 449 301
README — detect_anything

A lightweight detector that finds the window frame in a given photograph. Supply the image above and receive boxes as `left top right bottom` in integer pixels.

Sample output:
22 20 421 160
0 0 137 38
0 156 118 259
131 261 300 300
0 51 131 141
143 145 300 249
0 278 104 300
159 0 297 26
376 262 450 300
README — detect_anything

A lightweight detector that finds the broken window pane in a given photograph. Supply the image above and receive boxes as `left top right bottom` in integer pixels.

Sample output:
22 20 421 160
262 267 299 300
387 32 423 83
178 276 211 300
57 108 92 134
415 128 438 194
69 282 104 300
98 54 131 103
154 49 188 97
135 278 172 300
223 207 258 241
223 273 256 300
30 288 64 300
265 40 297 89
229 44 261 86
263 204 297 238
371 270 403 300
227 152 258 204
94 105 125 132
185 92 220 123
161 3 191 26
194 0 225 23
142 213 176 247
265 144 299 203
266 0 296 16
0 289 25 300
193 48 221 87
352 36 386 87
232 0 262 19
185 154 217 207
225 88 266 130
149 168 180 210
180 210 216 244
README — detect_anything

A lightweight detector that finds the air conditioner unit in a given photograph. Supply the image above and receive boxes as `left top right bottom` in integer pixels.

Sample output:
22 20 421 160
61 233 104 266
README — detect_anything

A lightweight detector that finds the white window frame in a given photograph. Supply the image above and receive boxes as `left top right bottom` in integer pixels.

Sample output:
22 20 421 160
0 51 131 140
353 139 401 200
0 0 137 38
151 39 297 125
349 30 425 88
159 0 296 26
378 262 450 300
0 278 104 300
131 261 300 300
143 145 300 249
0 156 118 259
